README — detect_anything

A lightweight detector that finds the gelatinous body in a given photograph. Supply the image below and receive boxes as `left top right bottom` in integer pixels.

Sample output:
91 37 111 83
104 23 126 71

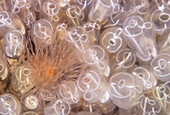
83 45 110 76
67 26 88 52
123 16 157 61
59 81 81 104
5 30 25 58
0 93 21 115
132 67 157 90
33 19 53 44
0 11 12 26
11 66 34 94
45 99 70 115
77 70 108 103
43 0 60 21
0 54 8 81
151 6 170 34
115 48 136 70
100 27 124 53
140 96 161 115
89 0 120 22
109 72 142 109
151 53 170 82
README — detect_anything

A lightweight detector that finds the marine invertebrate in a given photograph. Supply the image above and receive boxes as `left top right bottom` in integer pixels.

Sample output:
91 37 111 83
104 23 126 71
109 72 142 109
0 93 21 115
151 53 170 82
123 16 157 61
4 29 25 58
0 0 170 114
21 34 87 103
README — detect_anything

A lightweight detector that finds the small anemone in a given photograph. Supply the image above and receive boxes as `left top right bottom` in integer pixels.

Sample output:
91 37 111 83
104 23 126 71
22 37 87 102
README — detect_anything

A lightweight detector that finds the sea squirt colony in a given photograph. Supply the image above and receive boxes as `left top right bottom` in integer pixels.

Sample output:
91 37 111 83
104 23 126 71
0 0 169 115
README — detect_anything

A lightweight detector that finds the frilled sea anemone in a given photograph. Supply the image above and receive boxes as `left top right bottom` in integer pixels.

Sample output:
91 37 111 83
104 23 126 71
19 36 87 103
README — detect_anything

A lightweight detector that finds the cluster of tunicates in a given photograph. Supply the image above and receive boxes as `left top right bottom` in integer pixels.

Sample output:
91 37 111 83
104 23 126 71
0 0 169 115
